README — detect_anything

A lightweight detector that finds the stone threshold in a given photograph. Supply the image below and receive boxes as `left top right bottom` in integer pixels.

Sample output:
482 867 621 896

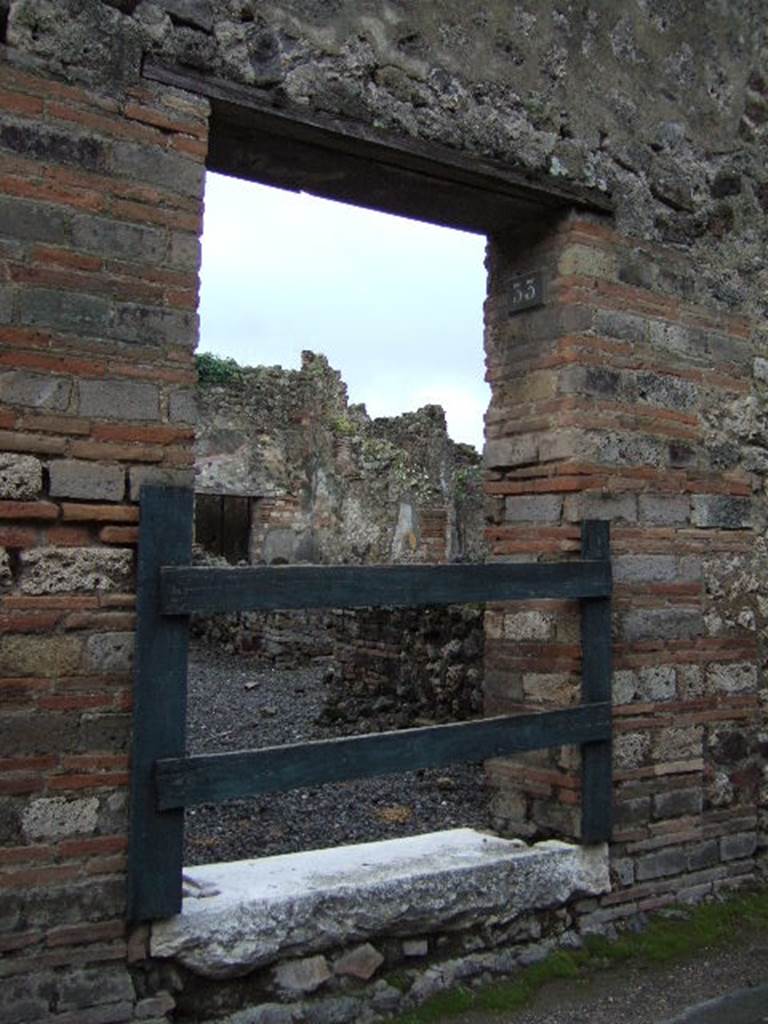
150 829 610 979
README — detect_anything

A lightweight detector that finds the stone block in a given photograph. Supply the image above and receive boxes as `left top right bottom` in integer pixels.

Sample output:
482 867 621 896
49 459 125 501
152 830 609 977
621 607 703 642
21 795 99 841
0 195 71 243
504 494 562 523
613 732 651 770
134 993 176 1020
593 309 646 343
57 965 134 1012
0 453 42 499
614 554 678 583
638 494 691 525
0 371 71 411
691 495 752 529
483 435 536 468
333 942 384 980
720 832 757 861
168 230 201 271
0 975 52 1024
72 214 167 263
0 634 83 677
687 840 719 871
0 709 81 756
402 938 428 957
706 661 758 694
558 365 621 398
654 725 702 761
633 371 698 410
19 546 133 595
0 119 109 172
635 848 686 881
564 492 637 523
614 795 651 827
221 1005 296 1024
111 303 196 347
169 388 197 424
273 955 331 993
19 287 111 336
0 548 11 590
502 610 553 641
128 466 194 500
111 140 204 194
754 356 768 383
78 379 159 421
80 712 131 753
653 787 703 819
636 665 676 701
155 1 214 32
612 669 637 704
84 632 134 673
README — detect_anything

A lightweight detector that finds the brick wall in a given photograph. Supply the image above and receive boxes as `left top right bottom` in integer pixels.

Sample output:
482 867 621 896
484 210 766 917
0 56 207 1024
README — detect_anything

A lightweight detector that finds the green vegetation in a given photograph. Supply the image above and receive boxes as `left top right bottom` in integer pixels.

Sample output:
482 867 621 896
390 888 768 1023
195 351 245 386
332 415 357 437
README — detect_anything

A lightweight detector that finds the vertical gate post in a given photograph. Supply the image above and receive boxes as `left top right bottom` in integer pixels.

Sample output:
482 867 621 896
580 520 613 843
128 486 193 921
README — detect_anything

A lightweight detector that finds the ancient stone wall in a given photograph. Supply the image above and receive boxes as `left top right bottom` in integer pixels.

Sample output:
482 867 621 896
192 351 486 724
0 1 766 1022
194 350 486 568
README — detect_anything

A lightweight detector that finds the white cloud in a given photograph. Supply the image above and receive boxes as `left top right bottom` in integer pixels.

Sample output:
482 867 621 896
199 172 488 448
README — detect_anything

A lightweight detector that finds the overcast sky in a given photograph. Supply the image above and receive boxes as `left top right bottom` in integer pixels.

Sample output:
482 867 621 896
198 172 489 450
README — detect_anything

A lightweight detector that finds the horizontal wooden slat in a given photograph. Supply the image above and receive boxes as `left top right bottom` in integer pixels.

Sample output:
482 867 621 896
161 561 612 615
155 703 611 810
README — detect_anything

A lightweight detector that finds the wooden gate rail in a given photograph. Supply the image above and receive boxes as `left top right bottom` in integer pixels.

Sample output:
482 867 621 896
128 486 613 922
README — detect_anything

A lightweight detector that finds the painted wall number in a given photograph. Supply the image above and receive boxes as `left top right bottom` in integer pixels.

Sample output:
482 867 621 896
508 271 544 314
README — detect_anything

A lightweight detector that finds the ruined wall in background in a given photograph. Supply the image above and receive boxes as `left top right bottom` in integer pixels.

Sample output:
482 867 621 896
0 1 766 1021
194 350 486 568
192 351 486 726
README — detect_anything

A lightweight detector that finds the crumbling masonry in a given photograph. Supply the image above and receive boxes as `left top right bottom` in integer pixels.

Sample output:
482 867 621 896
0 2 766 1023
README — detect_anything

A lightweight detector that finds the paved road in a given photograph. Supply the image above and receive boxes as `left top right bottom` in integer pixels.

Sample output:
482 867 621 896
664 982 768 1024
448 929 768 1024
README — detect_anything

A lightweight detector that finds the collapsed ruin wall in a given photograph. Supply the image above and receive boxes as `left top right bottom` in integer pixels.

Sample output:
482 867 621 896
0 2 767 1022
192 350 486 727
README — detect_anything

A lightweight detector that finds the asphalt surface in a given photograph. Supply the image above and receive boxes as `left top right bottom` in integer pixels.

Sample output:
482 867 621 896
448 929 768 1024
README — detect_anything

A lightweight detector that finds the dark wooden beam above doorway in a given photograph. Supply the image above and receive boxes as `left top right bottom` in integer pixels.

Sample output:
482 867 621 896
143 62 612 235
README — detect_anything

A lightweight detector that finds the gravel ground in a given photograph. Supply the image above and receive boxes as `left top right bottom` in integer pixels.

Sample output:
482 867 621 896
184 644 495 865
451 930 768 1024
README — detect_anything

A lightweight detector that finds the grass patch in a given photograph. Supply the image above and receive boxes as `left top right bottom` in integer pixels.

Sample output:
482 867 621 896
389 887 768 1023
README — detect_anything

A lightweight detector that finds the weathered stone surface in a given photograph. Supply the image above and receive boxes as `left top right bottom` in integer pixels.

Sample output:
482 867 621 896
22 796 99 841
483 436 536 469
0 549 11 590
273 955 331 994
0 453 43 500
0 371 71 411
19 547 133 594
78 379 159 421
49 459 125 501
0 634 83 678
151 830 609 978
83 632 134 674
332 943 384 980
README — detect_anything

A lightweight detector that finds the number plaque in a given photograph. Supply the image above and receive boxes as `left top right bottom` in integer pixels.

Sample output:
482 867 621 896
508 271 544 314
